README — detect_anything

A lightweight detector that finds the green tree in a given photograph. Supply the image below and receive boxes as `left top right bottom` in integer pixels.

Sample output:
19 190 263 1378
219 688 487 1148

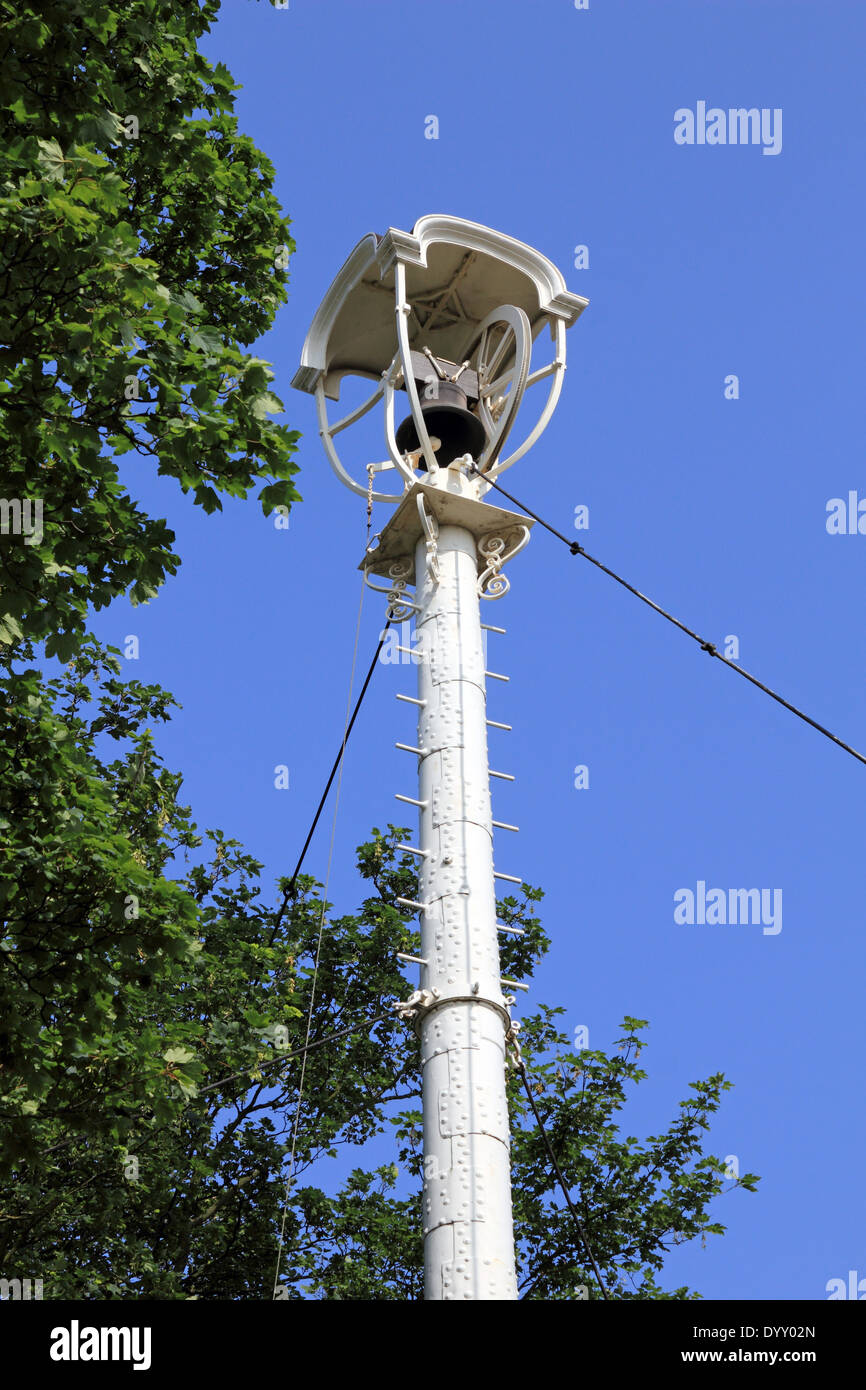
0 0 299 658
0 0 300 1160
0 780 759 1298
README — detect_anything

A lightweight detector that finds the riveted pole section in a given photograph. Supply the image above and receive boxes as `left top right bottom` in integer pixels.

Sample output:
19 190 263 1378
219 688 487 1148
413 522 518 1301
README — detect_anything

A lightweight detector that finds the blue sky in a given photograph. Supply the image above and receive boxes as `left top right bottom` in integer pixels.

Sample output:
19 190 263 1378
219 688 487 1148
94 0 866 1299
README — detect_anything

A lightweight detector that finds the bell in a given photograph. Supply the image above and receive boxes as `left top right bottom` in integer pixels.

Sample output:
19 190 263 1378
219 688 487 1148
395 379 487 469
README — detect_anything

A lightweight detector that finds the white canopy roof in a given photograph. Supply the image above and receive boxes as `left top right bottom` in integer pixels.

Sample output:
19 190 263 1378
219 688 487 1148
292 214 588 401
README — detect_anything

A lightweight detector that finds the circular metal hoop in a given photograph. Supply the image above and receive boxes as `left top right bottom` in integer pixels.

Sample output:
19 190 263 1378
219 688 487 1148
487 317 568 479
469 304 532 472
315 376 397 502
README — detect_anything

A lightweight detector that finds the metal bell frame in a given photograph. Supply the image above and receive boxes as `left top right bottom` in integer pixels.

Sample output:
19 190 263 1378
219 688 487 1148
291 215 589 504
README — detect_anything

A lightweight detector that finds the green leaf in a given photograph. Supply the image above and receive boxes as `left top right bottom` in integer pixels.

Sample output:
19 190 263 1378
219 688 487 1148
77 109 123 145
0 614 24 644
36 138 65 180
190 327 223 355
250 391 282 420
258 479 299 516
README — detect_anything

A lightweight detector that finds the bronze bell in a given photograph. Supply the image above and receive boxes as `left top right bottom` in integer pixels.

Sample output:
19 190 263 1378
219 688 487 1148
395 377 487 469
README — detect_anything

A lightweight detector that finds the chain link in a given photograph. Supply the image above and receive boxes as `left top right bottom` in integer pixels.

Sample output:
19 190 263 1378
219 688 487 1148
366 463 375 538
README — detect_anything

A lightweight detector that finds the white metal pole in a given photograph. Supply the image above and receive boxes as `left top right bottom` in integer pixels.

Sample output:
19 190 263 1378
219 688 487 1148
412 521 518 1301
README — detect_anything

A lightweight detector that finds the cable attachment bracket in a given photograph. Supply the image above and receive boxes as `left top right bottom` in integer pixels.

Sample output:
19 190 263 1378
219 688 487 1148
505 1017 524 1072
417 494 440 586
393 988 439 1023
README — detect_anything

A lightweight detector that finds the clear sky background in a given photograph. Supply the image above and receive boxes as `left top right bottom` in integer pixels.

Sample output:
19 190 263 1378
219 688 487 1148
92 0 865 1300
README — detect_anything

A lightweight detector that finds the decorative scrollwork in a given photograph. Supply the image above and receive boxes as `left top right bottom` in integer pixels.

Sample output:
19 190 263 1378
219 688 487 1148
479 535 506 559
385 579 416 621
363 554 419 619
476 526 531 599
482 572 511 600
